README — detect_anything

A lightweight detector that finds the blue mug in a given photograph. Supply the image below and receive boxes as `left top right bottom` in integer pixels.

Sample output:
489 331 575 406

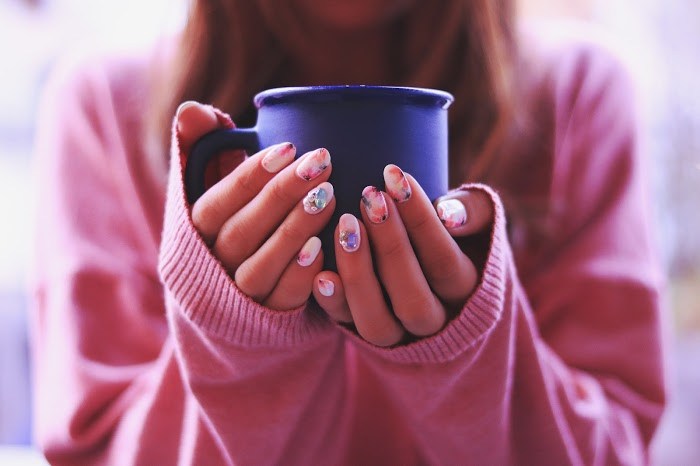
185 85 454 271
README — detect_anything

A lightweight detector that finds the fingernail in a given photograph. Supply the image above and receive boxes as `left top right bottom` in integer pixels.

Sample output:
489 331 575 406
297 237 322 267
175 100 198 119
339 214 361 252
303 182 334 214
317 278 335 297
261 142 296 173
383 164 411 203
361 186 388 224
296 148 331 181
436 199 467 228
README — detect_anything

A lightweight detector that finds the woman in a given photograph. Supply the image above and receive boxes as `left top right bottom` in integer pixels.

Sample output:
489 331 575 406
31 0 666 464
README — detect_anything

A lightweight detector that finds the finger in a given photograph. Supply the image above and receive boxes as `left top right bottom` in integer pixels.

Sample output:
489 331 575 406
335 214 405 347
384 165 477 306
215 148 331 268
434 189 494 236
176 101 222 154
262 237 324 310
312 271 353 323
176 101 244 191
360 187 445 336
204 149 246 192
192 142 297 244
233 182 335 296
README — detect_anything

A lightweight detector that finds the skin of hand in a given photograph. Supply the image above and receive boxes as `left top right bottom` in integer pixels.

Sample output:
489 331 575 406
313 166 495 347
177 101 337 311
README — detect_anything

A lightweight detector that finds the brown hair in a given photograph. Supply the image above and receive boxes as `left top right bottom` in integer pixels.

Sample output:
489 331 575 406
153 0 517 186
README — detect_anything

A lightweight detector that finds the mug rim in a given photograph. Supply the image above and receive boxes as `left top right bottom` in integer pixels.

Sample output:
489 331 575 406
254 85 454 110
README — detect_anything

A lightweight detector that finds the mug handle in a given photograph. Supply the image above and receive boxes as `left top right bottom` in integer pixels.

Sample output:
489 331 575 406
184 128 260 204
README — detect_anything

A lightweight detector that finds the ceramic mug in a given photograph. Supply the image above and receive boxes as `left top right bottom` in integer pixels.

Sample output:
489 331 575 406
184 85 454 270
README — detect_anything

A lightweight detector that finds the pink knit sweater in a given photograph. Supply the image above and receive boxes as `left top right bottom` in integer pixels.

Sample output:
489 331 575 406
31 26 666 465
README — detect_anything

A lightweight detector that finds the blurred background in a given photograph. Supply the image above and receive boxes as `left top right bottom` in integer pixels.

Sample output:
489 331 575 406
0 0 698 464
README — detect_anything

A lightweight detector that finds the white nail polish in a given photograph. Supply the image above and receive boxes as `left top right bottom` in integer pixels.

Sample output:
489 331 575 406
303 182 334 214
436 199 467 228
297 237 322 267
383 164 411 203
261 143 296 173
361 186 388 224
296 148 331 181
317 278 335 297
338 214 360 252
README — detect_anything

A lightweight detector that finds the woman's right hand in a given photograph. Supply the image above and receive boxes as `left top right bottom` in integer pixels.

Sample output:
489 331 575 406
177 101 335 310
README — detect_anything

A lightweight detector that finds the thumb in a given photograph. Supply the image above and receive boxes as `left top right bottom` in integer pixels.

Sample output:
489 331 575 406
175 101 234 154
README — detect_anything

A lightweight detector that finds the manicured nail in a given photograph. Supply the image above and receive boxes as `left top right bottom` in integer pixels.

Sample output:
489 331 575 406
338 214 360 252
361 186 388 224
296 148 331 181
436 199 467 228
261 142 296 173
303 182 334 214
317 278 335 297
297 237 322 267
175 100 198 119
383 164 411 203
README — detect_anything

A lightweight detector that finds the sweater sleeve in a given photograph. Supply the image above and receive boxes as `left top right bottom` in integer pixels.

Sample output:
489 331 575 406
30 56 347 465
343 42 667 465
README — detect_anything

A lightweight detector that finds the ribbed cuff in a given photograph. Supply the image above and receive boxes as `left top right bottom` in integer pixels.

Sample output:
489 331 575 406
348 183 509 364
158 120 332 347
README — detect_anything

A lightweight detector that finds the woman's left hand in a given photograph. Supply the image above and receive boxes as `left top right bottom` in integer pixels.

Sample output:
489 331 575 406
313 165 494 347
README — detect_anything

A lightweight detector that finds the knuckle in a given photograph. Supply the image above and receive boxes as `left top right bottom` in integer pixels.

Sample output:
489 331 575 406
424 249 463 283
234 262 270 302
358 321 403 347
277 220 306 244
215 223 252 269
406 210 436 236
267 179 294 207
231 170 259 200
378 238 410 264
395 295 444 336
276 280 311 307
191 199 220 238
336 265 365 287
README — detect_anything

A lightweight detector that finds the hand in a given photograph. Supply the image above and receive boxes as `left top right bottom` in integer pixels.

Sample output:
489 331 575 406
312 165 494 346
177 101 336 310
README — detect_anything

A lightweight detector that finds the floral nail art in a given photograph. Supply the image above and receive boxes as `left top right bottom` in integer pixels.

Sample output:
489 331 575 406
436 199 467 228
296 148 331 181
383 164 411 203
261 142 296 173
361 186 388 224
338 214 360 252
317 278 335 297
297 237 322 267
303 182 334 214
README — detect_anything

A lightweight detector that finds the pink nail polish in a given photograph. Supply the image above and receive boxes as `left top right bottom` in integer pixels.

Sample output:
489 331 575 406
436 199 467 228
317 278 335 297
297 237 322 267
361 186 388 224
261 143 296 173
338 214 360 252
296 148 331 181
303 182 334 214
175 101 198 119
383 164 411 203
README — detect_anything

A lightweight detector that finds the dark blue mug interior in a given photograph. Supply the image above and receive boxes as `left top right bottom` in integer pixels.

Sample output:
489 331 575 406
185 85 454 271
